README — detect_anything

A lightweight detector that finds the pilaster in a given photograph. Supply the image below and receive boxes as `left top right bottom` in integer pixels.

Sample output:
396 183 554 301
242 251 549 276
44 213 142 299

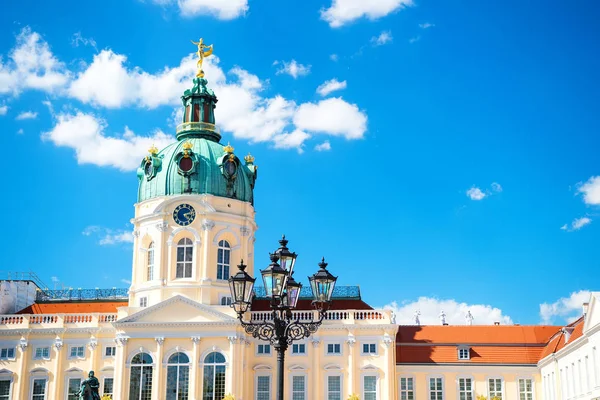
113 335 128 399
152 337 165 400
346 334 357 396
311 337 321 398
227 336 237 394
190 337 201 400
15 337 28 400
53 336 64 399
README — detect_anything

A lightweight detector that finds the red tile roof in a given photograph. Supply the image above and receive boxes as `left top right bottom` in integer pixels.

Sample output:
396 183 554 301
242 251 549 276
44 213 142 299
539 316 585 361
17 302 126 314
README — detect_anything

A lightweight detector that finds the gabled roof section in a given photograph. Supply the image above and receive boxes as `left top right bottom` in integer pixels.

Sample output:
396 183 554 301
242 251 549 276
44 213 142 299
540 316 585 361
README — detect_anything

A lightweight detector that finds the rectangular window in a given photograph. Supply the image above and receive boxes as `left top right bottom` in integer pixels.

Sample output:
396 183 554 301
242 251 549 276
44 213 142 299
429 377 443 400
571 363 576 395
34 347 50 360
103 377 114 396
193 104 200 122
458 378 472 400
362 343 377 355
327 343 341 355
0 380 11 400
399 377 414 400
257 344 271 355
256 375 270 400
292 375 306 400
292 344 306 354
139 297 148 307
220 296 232 306
105 346 116 357
488 378 502 399
0 348 14 360
69 346 85 358
594 347 599 388
585 355 590 392
363 376 377 400
203 102 210 123
67 378 81 400
327 375 342 400
458 347 470 360
518 378 533 400
32 379 46 400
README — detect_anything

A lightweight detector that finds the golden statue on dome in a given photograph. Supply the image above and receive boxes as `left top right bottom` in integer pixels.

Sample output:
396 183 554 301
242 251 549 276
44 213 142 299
191 38 213 78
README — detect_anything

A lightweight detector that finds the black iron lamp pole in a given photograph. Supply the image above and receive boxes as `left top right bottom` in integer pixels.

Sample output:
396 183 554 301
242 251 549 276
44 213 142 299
228 236 338 400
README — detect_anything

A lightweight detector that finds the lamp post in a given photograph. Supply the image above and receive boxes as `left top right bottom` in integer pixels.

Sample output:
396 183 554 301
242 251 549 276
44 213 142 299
228 236 338 400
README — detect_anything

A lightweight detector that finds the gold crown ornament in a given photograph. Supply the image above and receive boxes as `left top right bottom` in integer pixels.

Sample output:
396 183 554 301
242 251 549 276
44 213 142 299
244 153 255 163
224 142 234 154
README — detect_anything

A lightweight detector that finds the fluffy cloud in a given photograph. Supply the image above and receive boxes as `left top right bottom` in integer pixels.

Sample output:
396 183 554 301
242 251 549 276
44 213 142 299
273 130 310 153
371 31 393 46
274 60 311 79
82 226 135 246
539 290 591 324
0 105 7 115
71 32 97 50
315 141 331 151
419 22 435 29
578 176 600 205
466 186 486 201
321 0 413 28
383 297 513 325
0 27 70 95
41 111 173 171
172 0 248 19
491 182 503 192
561 217 592 232
15 111 38 120
294 98 367 139
316 78 347 96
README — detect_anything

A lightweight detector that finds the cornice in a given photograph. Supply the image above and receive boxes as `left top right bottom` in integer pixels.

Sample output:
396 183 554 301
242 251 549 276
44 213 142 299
115 321 239 329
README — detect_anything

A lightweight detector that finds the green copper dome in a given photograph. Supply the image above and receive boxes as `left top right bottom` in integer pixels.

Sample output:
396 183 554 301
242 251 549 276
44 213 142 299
136 78 258 204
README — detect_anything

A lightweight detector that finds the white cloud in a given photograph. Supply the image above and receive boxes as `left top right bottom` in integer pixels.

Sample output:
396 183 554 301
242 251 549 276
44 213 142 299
466 186 486 201
315 141 331 151
294 97 367 139
0 27 70 95
371 31 393 46
82 225 135 246
0 105 7 115
409 36 420 44
316 78 347 96
383 297 513 325
539 290 591 324
561 217 592 232
321 0 413 28
71 32 97 50
275 60 311 79
15 111 38 120
174 0 248 19
491 182 503 192
330 54 339 62
578 176 600 205
273 129 310 153
419 22 435 29
42 111 174 171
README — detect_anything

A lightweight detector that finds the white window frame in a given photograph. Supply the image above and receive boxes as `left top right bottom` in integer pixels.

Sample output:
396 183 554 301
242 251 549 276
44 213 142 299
428 375 444 400
255 371 272 400
0 370 14 400
487 377 504 399
219 295 232 306
103 345 116 358
361 374 379 400
457 346 470 360
361 342 378 355
256 344 271 356
398 375 415 400
65 369 84 400
139 297 148 307
68 345 85 360
217 240 231 281
102 376 114 398
147 242 155 281
456 376 474 400
289 371 307 400
0 348 15 361
29 370 49 400
516 377 534 400
326 342 342 356
33 347 51 360
291 342 307 356
175 237 194 279
325 372 343 400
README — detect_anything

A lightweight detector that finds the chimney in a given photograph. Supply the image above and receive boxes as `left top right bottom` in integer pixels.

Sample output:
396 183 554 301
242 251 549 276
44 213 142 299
494 321 500 326
583 302 589 317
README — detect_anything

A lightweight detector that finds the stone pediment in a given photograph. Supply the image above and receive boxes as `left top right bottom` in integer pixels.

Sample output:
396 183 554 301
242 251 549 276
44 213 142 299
116 295 236 327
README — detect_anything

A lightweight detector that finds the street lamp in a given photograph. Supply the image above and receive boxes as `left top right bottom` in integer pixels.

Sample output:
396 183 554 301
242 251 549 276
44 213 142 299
228 236 338 400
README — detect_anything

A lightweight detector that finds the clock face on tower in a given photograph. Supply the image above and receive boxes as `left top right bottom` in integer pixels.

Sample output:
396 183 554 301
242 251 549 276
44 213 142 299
173 204 196 226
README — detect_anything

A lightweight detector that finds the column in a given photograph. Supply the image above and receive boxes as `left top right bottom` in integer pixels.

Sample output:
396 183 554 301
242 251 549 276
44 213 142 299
311 338 321 399
156 221 169 302
152 337 165 400
53 337 65 399
227 336 237 395
113 336 129 400
190 337 201 400
382 333 395 400
90 336 100 373
201 219 215 303
346 335 357 397
15 337 29 400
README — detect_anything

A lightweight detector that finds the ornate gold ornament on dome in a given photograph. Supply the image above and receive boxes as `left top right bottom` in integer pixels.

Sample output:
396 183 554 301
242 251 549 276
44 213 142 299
224 142 234 154
148 144 159 156
191 37 214 78
182 141 193 158
244 152 255 163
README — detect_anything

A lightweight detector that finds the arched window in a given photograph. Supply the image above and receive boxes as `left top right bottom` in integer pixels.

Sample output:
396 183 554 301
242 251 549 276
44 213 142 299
166 352 189 400
176 238 193 278
129 352 153 400
147 242 155 281
202 352 226 400
217 240 230 280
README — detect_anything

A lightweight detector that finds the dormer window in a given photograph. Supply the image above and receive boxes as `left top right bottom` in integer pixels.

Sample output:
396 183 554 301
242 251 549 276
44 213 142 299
458 346 470 360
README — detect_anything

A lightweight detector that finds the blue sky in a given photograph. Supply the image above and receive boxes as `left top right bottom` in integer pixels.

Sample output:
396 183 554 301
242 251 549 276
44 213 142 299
1 0 599 326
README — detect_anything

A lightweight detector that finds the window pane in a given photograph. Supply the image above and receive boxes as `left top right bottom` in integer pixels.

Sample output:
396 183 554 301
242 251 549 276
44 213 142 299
103 378 114 395
257 376 270 400
67 378 81 400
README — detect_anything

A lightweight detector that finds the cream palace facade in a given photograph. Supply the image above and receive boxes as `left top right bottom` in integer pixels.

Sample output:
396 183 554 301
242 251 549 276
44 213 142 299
1 47 599 400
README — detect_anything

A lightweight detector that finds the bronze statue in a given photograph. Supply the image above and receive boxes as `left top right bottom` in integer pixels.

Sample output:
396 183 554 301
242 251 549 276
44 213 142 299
191 38 213 78
77 370 100 400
